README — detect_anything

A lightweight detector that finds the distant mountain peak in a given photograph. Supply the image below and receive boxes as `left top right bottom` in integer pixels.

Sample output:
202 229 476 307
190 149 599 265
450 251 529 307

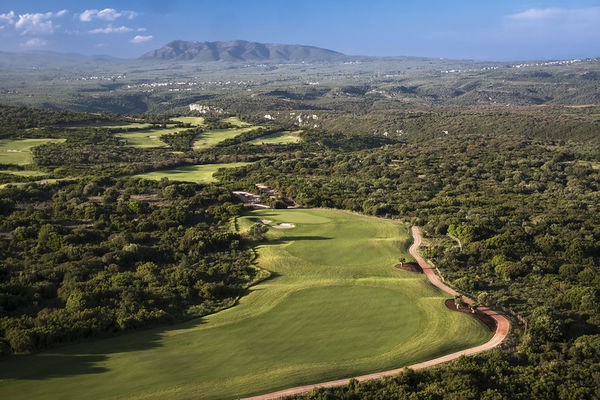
139 40 348 63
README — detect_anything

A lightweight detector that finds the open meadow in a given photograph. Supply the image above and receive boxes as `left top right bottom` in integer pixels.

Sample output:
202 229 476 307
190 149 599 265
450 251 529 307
132 162 252 184
0 209 491 400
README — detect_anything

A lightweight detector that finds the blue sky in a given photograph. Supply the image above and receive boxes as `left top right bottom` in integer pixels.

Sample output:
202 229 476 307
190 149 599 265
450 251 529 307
0 1 599 61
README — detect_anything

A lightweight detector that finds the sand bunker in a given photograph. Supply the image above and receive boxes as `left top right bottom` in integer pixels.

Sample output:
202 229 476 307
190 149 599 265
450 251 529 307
272 223 295 229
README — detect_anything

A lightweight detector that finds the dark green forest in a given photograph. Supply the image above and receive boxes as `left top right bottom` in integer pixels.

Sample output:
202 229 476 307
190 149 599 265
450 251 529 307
0 177 260 354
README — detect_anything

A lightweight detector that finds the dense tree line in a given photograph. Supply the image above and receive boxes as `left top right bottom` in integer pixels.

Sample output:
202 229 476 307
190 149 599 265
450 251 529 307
160 128 202 151
0 105 106 135
0 178 257 354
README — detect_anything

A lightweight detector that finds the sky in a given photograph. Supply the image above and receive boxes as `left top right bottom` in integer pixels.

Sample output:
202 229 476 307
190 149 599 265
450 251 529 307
0 0 599 61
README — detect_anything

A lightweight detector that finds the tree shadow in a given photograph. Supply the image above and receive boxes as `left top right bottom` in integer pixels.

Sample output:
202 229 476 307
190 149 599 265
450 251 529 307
0 316 208 381
262 236 332 246
0 354 109 380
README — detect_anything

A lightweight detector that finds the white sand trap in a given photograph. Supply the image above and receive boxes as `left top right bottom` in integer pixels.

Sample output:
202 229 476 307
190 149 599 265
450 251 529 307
148 136 158 138
6 150 22 152
272 223 295 229
259 219 272 224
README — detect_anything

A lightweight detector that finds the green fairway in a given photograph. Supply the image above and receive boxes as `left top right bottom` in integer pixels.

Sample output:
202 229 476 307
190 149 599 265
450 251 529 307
0 170 46 177
192 127 258 149
222 116 251 127
171 116 205 126
131 162 252 184
0 209 491 400
117 128 187 148
247 130 302 145
0 138 66 165
97 122 154 129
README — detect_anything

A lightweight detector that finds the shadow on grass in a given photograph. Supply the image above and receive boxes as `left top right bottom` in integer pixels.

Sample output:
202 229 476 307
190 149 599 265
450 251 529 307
262 236 332 247
0 316 208 381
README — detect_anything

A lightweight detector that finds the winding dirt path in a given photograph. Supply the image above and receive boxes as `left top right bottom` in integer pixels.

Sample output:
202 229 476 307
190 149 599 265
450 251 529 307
240 226 510 400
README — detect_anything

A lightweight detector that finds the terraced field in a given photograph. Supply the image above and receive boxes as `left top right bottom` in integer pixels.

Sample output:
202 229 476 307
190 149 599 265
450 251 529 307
132 162 252 184
0 138 66 165
0 209 491 400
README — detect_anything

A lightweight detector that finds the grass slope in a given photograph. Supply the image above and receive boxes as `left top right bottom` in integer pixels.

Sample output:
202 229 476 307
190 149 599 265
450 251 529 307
0 209 491 400
0 138 66 165
247 130 302 145
132 162 252 184
193 127 258 149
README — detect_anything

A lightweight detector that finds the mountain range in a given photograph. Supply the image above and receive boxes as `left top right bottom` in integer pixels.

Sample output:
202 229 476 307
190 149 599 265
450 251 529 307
138 40 349 63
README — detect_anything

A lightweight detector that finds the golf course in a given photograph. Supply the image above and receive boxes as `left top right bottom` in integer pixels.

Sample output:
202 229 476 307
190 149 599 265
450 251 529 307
0 209 492 400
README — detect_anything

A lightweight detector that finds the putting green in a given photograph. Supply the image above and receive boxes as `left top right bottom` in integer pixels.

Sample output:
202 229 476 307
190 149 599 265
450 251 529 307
247 130 302 145
0 138 66 165
0 209 491 400
131 162 253 184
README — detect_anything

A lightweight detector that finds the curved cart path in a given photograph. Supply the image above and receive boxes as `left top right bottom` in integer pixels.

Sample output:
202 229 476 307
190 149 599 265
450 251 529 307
241 226 510 400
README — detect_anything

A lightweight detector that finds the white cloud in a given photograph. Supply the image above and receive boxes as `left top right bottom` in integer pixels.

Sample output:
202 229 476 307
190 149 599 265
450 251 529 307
137 27 147 32
89 25 134 34
0 11 16 25
509 7 600 23
15 10 68 35
79 8 138 22
131 35 153 43
510 8 566 20
21 37 48 47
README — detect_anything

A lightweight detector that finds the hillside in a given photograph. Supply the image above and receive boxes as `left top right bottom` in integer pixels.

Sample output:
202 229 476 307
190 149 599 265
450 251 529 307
139 40 349 63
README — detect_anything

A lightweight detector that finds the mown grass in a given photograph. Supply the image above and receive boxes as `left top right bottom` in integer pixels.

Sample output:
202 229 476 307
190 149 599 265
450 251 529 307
222 116 251 127
247 130 302 145
131 162 252 184
0 138 66 165
0 209 491 400
170 116 205 126
97 122 154 129
117 128 186 148
0 170 46 177
192 127 258 149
